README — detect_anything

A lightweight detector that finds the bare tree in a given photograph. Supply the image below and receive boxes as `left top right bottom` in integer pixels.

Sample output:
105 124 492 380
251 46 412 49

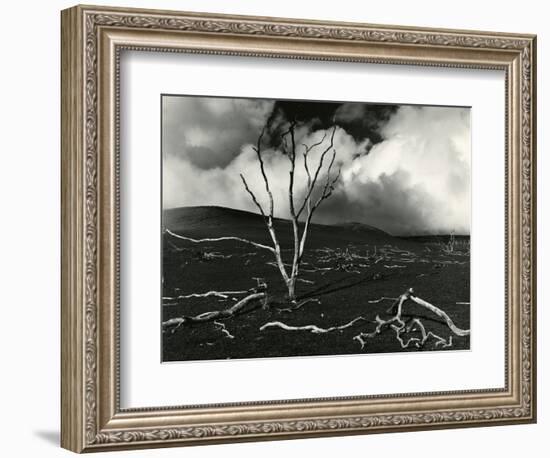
239 122 341 302
166 122 340 304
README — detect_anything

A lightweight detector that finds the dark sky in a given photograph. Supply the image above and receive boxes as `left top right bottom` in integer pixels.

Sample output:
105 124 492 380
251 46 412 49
265 99 396 150
162 94 471 235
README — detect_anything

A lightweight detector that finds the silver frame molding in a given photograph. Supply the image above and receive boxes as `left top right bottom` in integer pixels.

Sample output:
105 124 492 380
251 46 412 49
61 4 537 453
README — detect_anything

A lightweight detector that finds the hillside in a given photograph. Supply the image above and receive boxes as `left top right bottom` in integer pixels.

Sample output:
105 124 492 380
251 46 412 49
163 205 410 250
162 205 470 362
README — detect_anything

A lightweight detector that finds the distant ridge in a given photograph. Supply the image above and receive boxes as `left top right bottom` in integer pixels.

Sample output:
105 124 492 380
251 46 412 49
335 221 389 235
163 205 407 249
164 205 263 230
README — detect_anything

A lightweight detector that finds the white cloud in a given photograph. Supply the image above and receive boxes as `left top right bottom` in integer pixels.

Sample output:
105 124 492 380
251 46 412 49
327 106 471 234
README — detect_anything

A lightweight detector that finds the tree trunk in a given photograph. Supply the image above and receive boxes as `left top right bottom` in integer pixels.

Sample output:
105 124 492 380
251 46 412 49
287 277 297 302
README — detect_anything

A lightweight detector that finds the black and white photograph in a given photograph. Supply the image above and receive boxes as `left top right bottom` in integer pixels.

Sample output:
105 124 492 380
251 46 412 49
161 94 471 362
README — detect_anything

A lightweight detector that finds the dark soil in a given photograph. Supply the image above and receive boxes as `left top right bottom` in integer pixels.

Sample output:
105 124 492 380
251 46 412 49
162 206 470 362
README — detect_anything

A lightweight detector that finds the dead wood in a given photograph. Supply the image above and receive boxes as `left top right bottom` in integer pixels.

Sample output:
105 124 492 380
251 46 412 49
354 288 469 350
162 292 266 332
260 316 366 334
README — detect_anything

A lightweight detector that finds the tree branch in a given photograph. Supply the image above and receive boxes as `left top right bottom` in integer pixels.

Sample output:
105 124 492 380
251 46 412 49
213 321 235 339
301 131 328 181
279 121 302 295
367 296 398 304
162 290 250 305
260 316 365 334
240 174 268 219
296 126 337 219
408 291 470 337
162 292 267 331
165 228 275 254
241 130 291 285
354 288 469 350
250 127 274 218
311 149 340 210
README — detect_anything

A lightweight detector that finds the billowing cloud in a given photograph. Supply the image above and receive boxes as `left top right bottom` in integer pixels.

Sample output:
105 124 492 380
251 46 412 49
162 96 470 236
163 96 274 169
316 106 471 234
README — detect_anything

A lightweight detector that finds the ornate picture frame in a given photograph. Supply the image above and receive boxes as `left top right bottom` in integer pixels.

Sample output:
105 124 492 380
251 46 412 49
61 4 536 453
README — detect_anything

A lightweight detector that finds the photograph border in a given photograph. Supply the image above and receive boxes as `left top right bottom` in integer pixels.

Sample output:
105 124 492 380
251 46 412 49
61 4 536 452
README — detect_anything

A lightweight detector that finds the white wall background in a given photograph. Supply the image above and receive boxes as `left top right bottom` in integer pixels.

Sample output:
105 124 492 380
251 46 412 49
0 0 546 456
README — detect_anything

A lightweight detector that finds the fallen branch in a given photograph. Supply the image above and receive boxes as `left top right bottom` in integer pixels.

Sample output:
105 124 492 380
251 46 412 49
403 318 453 349
166 239 187 252
201 251 232 260
252 277 267 290
354 316 393 349
162 290 250 304
354 288 469 350
267 261 331 274
165 228 275 254
354 294 408 348
162 292 266 331
407 291 470 337
260 316 365 334
213 321 235 339
277 297 321 313
367 296 398 304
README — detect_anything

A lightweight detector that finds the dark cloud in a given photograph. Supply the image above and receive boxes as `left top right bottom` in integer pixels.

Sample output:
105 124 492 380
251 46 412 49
263 99 396 150
334 103 397 145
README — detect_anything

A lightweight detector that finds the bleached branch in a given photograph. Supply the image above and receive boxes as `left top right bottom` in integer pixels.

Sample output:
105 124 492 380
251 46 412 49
260 316 365 334
301 132 327 186
162 292 266 331
162 290 250 305
213 321 235 339
240 130 291 286
165 228 275 254
354 288 469 350
251 128 274 213
407 291 470 337
240 174 268 220
277 297 321 313
367 296 398 304
403 318 453 349
296 126 337 218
